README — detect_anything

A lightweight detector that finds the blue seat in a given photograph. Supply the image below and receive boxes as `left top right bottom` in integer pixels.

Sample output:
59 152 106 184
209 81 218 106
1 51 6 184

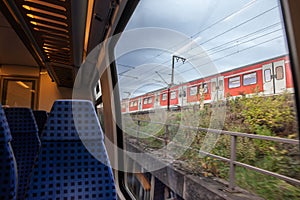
26 100 117 200
32 110 48 137
0 106 17 200
4 108 40 200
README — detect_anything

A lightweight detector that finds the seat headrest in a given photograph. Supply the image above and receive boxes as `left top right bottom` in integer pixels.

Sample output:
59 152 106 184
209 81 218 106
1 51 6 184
4 108 38 134
42 100 103 141
0 106 12 143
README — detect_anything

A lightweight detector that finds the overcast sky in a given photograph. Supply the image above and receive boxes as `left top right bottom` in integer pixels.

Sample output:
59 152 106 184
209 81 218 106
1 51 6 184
115 0 288 98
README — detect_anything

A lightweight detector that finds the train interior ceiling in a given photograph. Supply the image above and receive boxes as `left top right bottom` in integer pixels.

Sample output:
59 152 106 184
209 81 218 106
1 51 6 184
0 0 135 111
1 0 300 200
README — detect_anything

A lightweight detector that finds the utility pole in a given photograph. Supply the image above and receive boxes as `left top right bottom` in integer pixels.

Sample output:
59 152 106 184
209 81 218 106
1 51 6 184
168 55 186 111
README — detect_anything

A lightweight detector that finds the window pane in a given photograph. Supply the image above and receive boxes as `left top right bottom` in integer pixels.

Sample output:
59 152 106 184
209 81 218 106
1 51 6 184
171 91 176 99
115 0 299 199
228 76 240 88
190 86 197 96
243 72 257 85
203 83 208 93
276 66 284 80
96 104 105 131
162 93 167 101
218 80 223 90
143 98 148 104
264 69 272 82
2 79 35 108
212 82 216 92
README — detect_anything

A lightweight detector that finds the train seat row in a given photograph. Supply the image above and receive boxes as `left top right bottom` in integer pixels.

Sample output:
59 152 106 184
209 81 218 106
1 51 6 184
0 100 116 200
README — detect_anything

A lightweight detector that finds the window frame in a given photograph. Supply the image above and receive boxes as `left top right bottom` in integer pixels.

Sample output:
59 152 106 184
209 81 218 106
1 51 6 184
275 66 284 80
170 91 177 100
162 93 167 101
243 72 257 86
189 86 198 96
264 69 272 82
228 76 241 89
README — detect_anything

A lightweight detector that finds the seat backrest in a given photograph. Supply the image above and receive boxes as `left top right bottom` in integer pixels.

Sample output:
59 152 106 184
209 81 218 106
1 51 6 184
32 110 48 137
5 108 40 200
0 106 17 200
26 100 116 200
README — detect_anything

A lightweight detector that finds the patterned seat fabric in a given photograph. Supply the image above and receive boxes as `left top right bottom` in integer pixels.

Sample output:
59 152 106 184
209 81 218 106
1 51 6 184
32 110 48 137
26 100 117 200
4 108 41 200
0 106 17 200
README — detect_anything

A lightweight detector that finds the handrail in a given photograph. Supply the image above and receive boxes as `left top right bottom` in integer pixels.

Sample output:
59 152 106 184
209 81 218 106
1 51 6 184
122 117 300 190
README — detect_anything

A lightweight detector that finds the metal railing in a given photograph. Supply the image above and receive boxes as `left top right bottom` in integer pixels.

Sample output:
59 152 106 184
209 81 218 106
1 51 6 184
123 117 300 191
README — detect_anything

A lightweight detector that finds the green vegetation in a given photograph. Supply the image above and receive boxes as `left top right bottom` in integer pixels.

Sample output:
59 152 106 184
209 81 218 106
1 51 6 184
122 92 300 199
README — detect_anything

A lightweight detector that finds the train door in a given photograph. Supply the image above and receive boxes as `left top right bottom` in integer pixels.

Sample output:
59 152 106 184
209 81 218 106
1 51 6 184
178 86 187 107
210 76 224 101
1 78 37 109
138 97 142 111
262 60 286 94
154 92 160 108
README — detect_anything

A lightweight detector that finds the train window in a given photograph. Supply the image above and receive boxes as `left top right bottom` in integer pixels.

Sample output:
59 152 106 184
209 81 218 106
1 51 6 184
202 83 208 93
162 93 167 101
96 103 105 131
276 66 284 80
243 72 257 85
133 101 137 106
211 82 216 92
129 102 133 107
115 0 299 199
143 98 148 104
148 97 153 103
2 78 37 109
190 86 198 96
218 80 224 90
94 80 102 100
264 69 272 82
155 95 159 102
228 76 241 88
170 91 176 99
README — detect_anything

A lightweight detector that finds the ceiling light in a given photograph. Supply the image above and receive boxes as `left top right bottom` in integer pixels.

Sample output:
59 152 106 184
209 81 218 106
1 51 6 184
16 81 30 89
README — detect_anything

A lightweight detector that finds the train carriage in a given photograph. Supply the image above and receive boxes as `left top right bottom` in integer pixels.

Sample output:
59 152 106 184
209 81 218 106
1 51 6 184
159 86 180 108
141 93 155 111
223 55 293 97
122 55 294 114
128 97 141 113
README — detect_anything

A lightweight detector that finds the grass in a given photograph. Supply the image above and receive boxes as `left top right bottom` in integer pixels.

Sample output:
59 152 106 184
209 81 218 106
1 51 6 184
235 167 300 200
122 94 300 199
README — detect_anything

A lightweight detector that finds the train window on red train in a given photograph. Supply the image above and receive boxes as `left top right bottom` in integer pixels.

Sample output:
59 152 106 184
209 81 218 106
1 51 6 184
264 69 272 82
203 83 208 93
276 66 284 80
243 72 257 85
211 82 216 92
190 86 198 96
228 76 241 88
148 97 152 103
162 93 167 101
218 80 224 90
170 91 176 99
143 98 148 104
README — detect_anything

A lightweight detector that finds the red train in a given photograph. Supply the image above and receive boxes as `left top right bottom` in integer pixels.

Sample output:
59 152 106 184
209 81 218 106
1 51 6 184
121 55 293 113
